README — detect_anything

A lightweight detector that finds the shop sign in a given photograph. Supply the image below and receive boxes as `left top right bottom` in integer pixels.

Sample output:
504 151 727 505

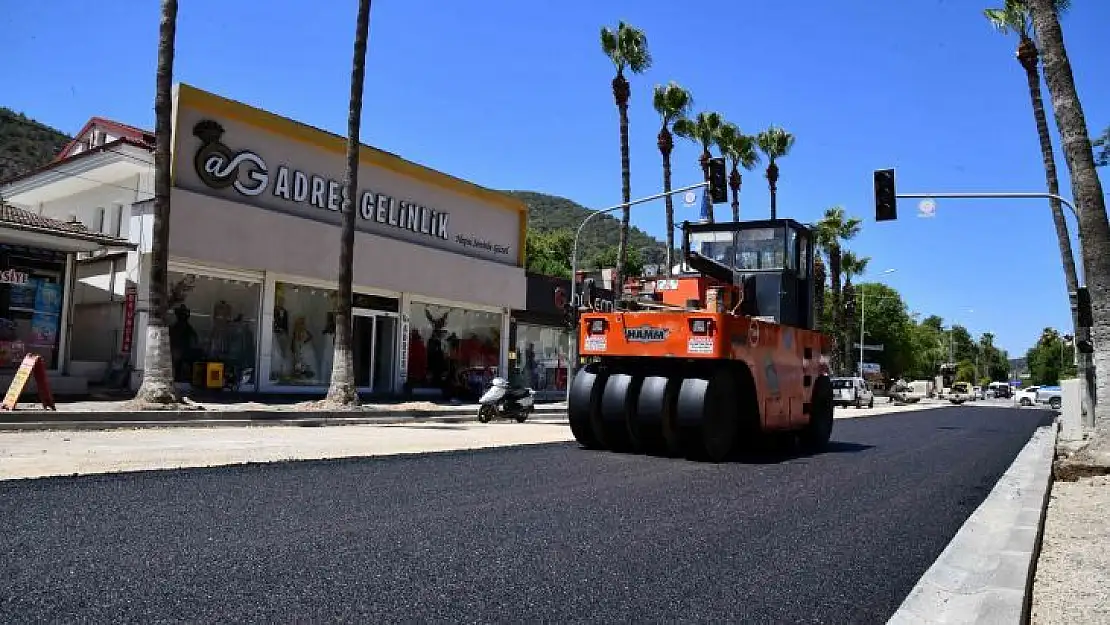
191 120 512 258
0 269 28 285
398 313 410 384
121 285 137 354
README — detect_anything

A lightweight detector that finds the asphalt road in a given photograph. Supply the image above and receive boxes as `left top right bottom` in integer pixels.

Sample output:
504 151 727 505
0 406 1053 624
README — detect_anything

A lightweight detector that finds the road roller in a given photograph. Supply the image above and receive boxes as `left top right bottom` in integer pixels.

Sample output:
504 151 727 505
567 218 835 462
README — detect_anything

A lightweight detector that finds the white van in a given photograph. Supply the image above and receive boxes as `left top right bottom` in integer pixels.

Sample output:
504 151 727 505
832 376 875 409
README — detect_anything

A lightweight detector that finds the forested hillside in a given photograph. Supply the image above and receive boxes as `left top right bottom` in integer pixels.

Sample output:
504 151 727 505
505 190 670 268
0 107 70 181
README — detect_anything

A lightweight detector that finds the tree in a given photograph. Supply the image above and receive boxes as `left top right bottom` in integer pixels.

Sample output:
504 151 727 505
813 254 828 333
526 228 574 278
840 251 870 374
673 111 724 222
1025 327 1077 385
652 81 693 276
755 126 795 220
590 245 643 278
850 282 915 378
815 206 863 374
1094 125 1109 167
323 0 372 408
131 0 180 408
1027 0 1110 469
984 0 1086 416
600 21 652 292
715 122 760 222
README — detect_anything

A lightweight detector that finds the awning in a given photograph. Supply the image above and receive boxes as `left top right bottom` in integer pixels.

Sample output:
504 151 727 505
0 204 136 254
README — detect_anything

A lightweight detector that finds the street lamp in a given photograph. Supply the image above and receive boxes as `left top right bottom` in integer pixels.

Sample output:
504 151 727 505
858 268 897 376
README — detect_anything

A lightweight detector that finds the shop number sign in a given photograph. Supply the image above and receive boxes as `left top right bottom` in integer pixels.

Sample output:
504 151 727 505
1 353 56 411
120 285 137 355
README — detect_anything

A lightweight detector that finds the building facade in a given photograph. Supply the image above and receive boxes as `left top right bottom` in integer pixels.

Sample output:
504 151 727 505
2 84 528 398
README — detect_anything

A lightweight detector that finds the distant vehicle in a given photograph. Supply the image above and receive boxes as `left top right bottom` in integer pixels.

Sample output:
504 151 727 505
890 379 929 403
832 376 875 409
1017 385 1040 407
972 386 985 400
987 382 1012 399
1036 385 1063 410
949 381 974 404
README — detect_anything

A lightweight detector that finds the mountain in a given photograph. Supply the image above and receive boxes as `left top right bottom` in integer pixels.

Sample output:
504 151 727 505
504 190 669 266
0 107 71 182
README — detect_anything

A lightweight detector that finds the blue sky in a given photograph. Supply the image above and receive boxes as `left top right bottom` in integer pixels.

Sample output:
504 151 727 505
3 0 1107 356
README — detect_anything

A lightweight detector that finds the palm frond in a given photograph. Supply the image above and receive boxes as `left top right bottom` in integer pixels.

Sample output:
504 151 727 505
600 26 622 70
716 122 740 163
672 117 696 141
756 125 795 160
652 81 693 126
693 111 724 151
735 134 761 170
616 21 652 74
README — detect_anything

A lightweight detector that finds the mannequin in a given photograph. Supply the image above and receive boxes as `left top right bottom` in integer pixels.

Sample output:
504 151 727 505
319 311 336 383
290 315 318 381
271 291 292 381
208 299 232 360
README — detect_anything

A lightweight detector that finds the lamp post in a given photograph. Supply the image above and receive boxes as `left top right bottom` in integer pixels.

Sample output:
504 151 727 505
858 268 897 376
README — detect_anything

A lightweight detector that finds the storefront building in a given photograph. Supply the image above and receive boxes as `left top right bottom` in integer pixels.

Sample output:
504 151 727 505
510 272 614 400
3 84 528 398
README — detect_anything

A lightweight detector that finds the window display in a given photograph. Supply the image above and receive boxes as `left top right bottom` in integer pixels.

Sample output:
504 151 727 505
166 271 260 388
407 301 501 399
0 247 67 369
514 323 571 393
270 282 337 386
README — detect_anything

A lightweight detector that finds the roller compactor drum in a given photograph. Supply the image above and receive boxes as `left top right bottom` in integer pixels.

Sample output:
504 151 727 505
567 219 836 462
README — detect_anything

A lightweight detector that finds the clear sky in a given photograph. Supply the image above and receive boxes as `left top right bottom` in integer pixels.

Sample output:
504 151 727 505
3 0 1107 356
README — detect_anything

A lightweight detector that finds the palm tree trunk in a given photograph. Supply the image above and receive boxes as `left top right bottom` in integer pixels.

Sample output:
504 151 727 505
325 0 371 406
660 128 675 278
766 162 779 220
1028 0 1110 456
829 248 843 374
615 75 632 294
134 0 179 406
1019 38 1092 420
729 167 741 222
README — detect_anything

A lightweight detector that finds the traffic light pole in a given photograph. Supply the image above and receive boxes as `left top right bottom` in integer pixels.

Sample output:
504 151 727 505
564 180 711 405
894 190 1094 428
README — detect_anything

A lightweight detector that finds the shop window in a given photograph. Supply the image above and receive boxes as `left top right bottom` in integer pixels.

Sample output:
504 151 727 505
166 271 260 387
514 323 572 393
407 301 501 399
0 246 67 370
270 282 337 386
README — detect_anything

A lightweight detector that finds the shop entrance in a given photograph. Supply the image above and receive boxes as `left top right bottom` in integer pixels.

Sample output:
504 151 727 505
352 311 398 393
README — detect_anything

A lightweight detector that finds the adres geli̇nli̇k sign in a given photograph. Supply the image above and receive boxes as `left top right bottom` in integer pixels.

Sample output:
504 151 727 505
188 119 513 260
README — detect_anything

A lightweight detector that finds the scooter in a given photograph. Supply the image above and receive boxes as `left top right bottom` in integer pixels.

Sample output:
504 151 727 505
477 377 535 423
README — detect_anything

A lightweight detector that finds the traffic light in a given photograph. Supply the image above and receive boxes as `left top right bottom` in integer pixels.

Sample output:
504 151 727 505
1076 287 1093 328
874 168 897 221
708 157 728 204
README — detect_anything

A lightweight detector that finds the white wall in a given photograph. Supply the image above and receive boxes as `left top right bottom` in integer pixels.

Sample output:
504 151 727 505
33 172 154 239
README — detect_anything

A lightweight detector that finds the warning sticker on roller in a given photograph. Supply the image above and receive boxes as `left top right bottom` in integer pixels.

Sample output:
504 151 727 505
687 337 714 354
584 336 607 352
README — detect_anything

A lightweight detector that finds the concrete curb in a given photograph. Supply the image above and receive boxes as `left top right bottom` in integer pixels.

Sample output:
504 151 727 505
0 407 569 431
886 424 1057 624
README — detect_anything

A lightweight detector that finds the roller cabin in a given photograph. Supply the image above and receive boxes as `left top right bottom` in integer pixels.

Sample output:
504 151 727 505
567 218 835 462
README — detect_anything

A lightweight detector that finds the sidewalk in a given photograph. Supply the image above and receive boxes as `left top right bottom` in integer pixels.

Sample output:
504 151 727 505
0 393 568 430
1030 441 1110 624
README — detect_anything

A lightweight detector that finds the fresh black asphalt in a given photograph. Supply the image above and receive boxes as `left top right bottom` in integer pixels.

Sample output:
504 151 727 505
0 405 1053 624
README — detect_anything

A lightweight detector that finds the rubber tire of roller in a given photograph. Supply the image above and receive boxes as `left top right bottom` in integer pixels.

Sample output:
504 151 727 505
799 376 835 454
634 375 683 457
597 373 636 452
568 365 605 449
675 370 738 463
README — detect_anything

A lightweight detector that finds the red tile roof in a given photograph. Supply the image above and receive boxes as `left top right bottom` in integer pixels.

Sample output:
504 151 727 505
0 203 132 247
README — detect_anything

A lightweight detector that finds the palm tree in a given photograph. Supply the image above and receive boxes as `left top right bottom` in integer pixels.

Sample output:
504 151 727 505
673 111 723 222
715 122 760 222
984 0 1084 379
813 254 828 331
652 81 693 277
815 206 863 374
840 251 871 374
1026 0 1110 461
756 126 795 220
600 21 652 290
132 0 179 407
323 0 372 407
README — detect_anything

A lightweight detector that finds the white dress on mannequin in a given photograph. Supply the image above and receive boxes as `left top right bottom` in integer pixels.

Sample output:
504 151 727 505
271 329 291 380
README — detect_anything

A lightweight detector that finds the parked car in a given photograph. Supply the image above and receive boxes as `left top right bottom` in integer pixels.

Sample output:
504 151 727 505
832 376 875 408
1036 385 1063 410
987 382 1012 399
972 386 985 400
1017 385 1040 407
949 381 974 404
889 379 927 404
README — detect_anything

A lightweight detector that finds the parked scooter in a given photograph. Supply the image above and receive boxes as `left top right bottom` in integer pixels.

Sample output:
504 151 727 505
477 377 535 423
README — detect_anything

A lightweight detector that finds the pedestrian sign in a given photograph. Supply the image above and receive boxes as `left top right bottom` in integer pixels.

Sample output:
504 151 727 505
682 191 697 207
918 198 936 218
